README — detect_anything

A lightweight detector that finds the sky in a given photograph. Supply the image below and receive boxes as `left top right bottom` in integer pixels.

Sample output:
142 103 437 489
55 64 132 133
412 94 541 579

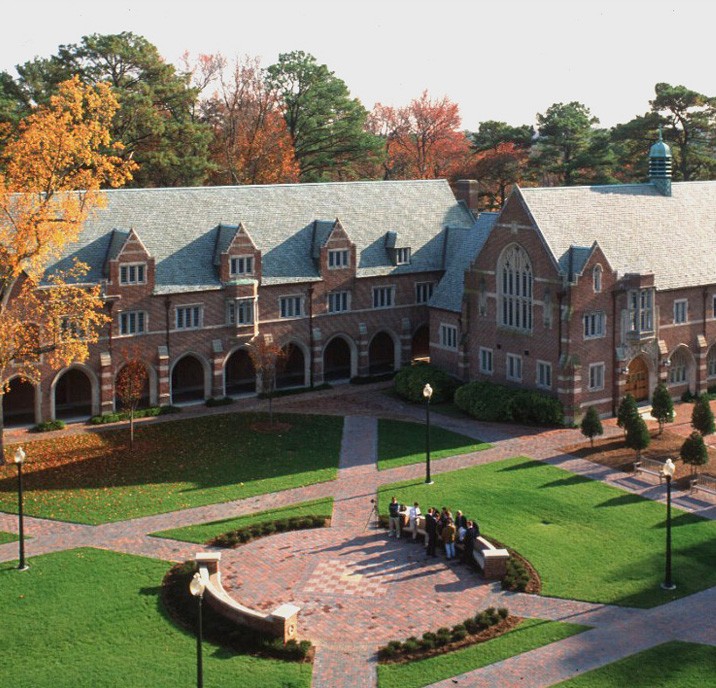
4 0 715 131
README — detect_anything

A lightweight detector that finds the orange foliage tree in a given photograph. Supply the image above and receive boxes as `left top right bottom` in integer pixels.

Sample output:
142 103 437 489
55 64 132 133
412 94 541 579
368 91 471 180
115 352 149 450
0 77 136 459
247 334 287 425
470 142 530 209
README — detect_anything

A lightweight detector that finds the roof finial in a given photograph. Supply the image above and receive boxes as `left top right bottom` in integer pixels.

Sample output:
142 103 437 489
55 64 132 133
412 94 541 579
657 124 663 142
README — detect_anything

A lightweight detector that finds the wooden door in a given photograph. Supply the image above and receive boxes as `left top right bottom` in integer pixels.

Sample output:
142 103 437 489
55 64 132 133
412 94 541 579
625 357 649 401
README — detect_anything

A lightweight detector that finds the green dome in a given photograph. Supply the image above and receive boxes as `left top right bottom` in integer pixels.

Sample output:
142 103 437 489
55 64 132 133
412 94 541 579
650 129 672 158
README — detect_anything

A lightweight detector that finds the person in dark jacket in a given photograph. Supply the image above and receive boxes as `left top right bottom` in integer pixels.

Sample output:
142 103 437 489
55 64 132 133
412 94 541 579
462 520 478 565
425 507 438 557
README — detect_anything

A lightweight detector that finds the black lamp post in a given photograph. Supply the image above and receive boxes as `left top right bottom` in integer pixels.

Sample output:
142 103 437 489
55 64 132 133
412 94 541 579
661 458 676 591
423 383 434 484
189 572 205 687
13 447 28 571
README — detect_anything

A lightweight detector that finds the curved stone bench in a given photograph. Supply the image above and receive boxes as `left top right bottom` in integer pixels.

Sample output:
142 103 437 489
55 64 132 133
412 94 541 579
195 552 300 643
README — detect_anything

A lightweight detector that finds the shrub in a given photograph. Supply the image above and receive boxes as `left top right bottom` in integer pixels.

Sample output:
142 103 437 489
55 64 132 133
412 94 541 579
625 412 650 458
32 419 66 432
435 627 452 646
502 558 530 592
402 637 420 653
498 607 509 619
580 406 603 447
616 394 639 437
394 363 459 404
692 394 715 436
680 431 709 476
451 624 468 641
464 617 481 634
651 383 674 434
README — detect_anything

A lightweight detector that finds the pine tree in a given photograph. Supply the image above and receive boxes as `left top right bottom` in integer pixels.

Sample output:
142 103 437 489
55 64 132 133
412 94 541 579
691 394 715 436
617 394 639 439
580 406 603 447
625 412 651 460
651 383 674 435
680 431 709 477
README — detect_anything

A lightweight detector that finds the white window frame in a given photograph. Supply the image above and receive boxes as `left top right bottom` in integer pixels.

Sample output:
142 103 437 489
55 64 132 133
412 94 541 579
536 360 552 389
669 351 688 384
227 298 255 326
506 353 522 382
593 265 602 293
416 282 434 305
372 286 395 309
119 310 146 336
230 255 254 276
175 305 202 330
328 249 350 269
439 324 458 350
395 247 411 265
279 295 303 319
119 262 146 285
628 288 653 333
499 245 533 332
479 347 493 374
327 291 350 313
588 362 605 391
673 299 687 324
583 311 606 339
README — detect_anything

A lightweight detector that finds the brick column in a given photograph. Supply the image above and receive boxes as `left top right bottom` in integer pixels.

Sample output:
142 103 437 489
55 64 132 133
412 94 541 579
99 352 114 415
157 345 170 406
358 323 369 377
211 340 225 398
312 327 324 386
400 317 412 367
696 334 708 395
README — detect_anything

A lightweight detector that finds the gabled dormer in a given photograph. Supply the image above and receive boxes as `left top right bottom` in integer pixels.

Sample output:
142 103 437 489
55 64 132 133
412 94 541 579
385 231 411 266
215 222 262 284
316 218 356 276
104 227 155 295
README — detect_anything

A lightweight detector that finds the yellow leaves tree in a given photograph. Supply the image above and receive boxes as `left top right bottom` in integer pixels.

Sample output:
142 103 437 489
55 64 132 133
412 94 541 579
0 77 136 459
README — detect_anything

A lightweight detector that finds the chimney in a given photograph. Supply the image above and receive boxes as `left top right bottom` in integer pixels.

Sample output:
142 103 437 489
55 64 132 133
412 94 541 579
452 179 480 211
649 127 672 197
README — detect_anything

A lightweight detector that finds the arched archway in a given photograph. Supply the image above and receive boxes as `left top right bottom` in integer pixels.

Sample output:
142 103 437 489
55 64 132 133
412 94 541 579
369 331 397 375
114 362 151 411
54 367 94 420
323 336 354 381
3 377 37 427
276 342 306 389
171 354 208 404
225 348 256 395
667 346 695 394
411 324 430 361
624 355 650 402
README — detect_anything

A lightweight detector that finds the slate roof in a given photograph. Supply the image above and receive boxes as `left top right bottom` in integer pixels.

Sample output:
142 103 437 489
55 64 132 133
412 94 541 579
517 181 716 290
429 212 498 312
47 180 474 294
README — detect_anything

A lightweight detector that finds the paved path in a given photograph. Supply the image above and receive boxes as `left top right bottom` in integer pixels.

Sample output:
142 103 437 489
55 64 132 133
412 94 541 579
1 384 715 688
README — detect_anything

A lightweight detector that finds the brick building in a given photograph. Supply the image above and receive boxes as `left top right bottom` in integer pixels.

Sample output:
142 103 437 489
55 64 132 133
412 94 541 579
3 180 474 425
435 136 716 423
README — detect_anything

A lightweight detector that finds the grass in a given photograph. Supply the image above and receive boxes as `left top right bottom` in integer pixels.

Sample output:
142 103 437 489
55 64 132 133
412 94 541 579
377 419 490 470
152 497 334 543
554 641 716 687
377 618 588 688
0 548 311 688
0 530 17 544
379 457 716 608
0 412 343 525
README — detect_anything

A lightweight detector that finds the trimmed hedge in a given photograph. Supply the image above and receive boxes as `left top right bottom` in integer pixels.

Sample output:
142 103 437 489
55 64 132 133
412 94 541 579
31 419 66 433
454 381 563 426
89 405 181 425
209 514 329 548
394 363 459 404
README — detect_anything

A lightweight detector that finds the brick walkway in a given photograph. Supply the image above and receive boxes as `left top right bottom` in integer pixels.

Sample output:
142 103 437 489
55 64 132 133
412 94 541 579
1 384 715 688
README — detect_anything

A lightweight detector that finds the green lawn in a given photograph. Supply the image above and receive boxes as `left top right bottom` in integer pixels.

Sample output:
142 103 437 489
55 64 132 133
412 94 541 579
0 530 17 544
377 419 490 470
152 497 334 542
0 413 343 525
0 548 311 688
379 457 716 607
554 641 716 687
377 618 588 688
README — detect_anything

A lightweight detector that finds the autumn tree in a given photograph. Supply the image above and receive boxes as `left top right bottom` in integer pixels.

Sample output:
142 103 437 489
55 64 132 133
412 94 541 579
115 353 149 450
266 51 381 181
198 55 299 185
0 77 136 459
368 91 471 180
247 335 287 425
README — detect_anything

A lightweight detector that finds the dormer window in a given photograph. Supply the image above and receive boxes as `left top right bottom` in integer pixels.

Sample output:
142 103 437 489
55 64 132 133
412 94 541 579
119 263 146 285
395 247 411 265
230 256 254 276
328 249 349 269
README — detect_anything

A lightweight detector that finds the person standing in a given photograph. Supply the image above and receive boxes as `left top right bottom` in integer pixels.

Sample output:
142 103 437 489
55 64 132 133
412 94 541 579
425 507 438 557
388 496 401 537
462 520 477 565
442 517 457 560
408 501 421 540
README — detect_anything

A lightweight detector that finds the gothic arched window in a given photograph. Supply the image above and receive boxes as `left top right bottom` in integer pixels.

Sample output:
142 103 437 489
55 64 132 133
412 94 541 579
499 244 533 332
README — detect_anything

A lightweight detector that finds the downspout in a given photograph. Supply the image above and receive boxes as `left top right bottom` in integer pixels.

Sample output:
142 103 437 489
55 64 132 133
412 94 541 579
612 288 619 416
307 283 315 388
164 297 171 353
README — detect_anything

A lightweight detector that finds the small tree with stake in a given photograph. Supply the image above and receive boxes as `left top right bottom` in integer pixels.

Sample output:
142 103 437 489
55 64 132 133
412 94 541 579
580 406 603 447
651 383 674 435
617 394 639 439
625 411 651 460
115 355 148 450
247 334 287 425
691 393 715 437
680 430 709 478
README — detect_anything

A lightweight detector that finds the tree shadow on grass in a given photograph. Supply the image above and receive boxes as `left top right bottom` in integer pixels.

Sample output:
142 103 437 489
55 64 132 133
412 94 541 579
595 493 646 508
538 475 593 488
496 459 543 472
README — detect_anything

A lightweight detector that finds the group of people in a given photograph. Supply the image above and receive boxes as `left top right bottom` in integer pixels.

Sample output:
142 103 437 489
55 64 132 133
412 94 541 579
387 496 480 564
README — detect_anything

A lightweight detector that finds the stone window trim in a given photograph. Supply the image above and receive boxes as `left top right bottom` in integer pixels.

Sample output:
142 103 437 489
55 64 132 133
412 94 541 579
119 262 147 286
627 288 654 334
583 311 606 339
226 298 255 326
588 362 605 391
279 294 304 319
479 347 493 374
372 286 395 309
536 360 552 389
673 299 688 325
668 350 688 385
175 304 203 330
118 310 147 336
506 353 523 382
708 348 716 378
395 247 411 265
499 244 533 333
327 290 351 313
230 255 254 276
439 323 458 350
593 264 603 293
415 281 435 305
327 249 350 269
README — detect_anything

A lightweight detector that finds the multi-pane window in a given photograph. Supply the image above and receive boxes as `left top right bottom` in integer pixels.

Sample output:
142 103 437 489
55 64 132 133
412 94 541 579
593 265 602 293
230 256 254 276
328 249 349 269
506 353 522 381
227 299 254 325
588 363 605 391
176 305 201 330
416 282 435 304
395 247 411 265
119 311 146 335
713 295 716 318
583 311 606 338
439 324 457 349
479 347 493 374
372 286 394 309
499 245 533 331
328 291 350 313
673 299 687 324
280 296 303 318
708 348 716 377
60 316 84 340
669 349 688 384
536 361 552 389
119 263 146 285
628 289 653 333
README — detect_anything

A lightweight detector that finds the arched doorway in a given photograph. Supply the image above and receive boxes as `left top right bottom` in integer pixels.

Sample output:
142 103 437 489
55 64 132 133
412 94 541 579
54 368 93 419
411 324 430 361
114 363 151 411
324 337 352 381
369 331 396 375
171 355 206 403
625 356 649 402
276 343 305 389
225 348 256 395
3 377 36 427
